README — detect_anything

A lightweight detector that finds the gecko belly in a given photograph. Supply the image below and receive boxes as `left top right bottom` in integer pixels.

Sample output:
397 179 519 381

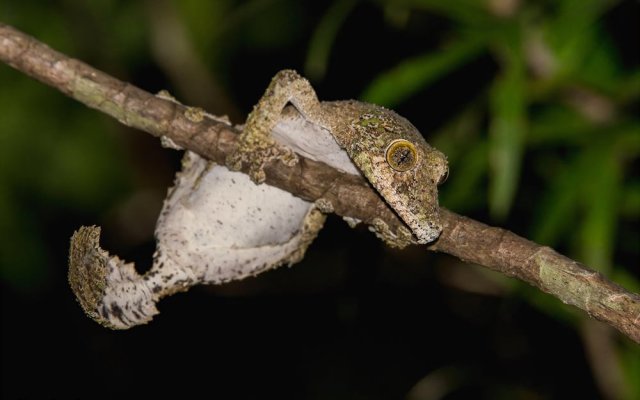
272 106 361 176
154 151 322 284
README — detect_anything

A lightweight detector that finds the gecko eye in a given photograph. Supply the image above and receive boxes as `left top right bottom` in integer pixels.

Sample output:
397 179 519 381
385 139 418 172
438 169 449 184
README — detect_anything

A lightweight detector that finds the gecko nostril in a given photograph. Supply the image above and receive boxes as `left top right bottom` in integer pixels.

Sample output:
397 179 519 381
385 139 418 172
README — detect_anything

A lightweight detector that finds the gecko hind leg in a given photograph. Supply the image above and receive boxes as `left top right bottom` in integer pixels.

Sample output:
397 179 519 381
226 69 324 183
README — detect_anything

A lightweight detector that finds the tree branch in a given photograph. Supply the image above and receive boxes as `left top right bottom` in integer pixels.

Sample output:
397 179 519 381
1 23 638 343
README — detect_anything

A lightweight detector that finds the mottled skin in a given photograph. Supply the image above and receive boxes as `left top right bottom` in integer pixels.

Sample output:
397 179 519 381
68 70 448 329
228 70 448 245
69 153 326 329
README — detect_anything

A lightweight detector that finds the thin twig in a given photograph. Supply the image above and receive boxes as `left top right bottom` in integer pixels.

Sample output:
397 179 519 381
1 23 638 343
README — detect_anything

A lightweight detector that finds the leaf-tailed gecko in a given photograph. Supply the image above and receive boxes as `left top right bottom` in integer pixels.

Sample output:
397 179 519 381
68 70 448 329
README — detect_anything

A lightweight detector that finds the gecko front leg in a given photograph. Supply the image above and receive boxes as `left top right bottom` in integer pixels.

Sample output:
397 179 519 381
226 70 325 183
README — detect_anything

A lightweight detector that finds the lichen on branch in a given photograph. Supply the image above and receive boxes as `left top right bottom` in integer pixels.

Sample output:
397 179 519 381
1 23 638 342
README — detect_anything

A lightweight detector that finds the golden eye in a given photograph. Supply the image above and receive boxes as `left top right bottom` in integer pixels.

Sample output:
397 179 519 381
385 139 418 172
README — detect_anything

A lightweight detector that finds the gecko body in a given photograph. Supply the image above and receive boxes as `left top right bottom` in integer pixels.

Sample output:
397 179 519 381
69 70 448 329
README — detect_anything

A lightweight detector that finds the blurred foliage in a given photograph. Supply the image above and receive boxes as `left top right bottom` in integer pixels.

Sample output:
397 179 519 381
1 0 638 398
354 1 638 397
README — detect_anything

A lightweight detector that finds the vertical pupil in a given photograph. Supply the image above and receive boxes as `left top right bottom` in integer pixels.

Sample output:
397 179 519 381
395 146 413 166
397 148 410 164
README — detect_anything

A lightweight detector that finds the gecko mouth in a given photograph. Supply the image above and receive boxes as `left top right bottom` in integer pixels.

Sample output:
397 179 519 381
400 209 443 244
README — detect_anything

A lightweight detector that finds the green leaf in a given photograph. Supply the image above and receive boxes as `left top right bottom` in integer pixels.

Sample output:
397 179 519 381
528 105 596 146
620 182 640 217
614 123 640 160
575 28 623 94
544 0 617 79
488 39 527 219
611 269 640 294
530 154 584 246
361 38 485 107
578 145 619 272
392 0 493 25
621 342 640 400
618 70 640 103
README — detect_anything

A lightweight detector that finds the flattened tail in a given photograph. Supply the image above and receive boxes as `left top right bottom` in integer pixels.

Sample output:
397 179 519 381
68 226 159 330
67 205 325 329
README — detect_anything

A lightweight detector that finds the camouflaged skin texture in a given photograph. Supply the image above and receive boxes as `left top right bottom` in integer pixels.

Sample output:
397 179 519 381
69 69 447 329
320 100 448 245
69 152 325 329
229 70 448 246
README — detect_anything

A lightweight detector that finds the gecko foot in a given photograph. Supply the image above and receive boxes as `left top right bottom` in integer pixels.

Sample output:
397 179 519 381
225 135 297 184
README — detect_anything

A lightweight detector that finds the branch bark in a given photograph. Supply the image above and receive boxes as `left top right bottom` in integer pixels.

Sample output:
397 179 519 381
1 23 638 343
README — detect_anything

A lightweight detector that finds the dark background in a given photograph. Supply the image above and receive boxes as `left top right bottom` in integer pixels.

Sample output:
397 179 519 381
1 1 638 399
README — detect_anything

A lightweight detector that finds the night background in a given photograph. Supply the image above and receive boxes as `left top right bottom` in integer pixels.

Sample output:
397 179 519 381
1 1 638 399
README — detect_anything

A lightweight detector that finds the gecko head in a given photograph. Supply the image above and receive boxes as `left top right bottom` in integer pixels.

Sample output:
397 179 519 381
350 108 449 244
